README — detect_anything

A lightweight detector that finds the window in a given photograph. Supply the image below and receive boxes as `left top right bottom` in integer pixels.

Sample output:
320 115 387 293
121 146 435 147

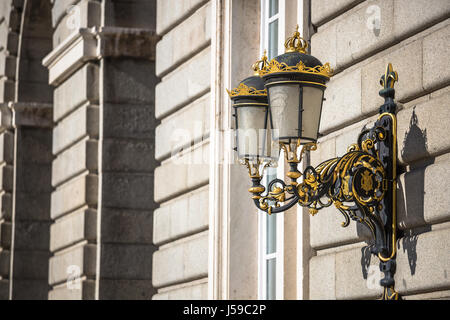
258 167 284 300
258 0 285 301
261 0 285 62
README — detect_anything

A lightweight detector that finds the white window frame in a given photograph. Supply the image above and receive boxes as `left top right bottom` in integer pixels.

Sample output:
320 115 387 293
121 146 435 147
258 0 286 301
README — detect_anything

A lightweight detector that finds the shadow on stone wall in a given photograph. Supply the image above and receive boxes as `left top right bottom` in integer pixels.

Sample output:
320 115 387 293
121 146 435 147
361 245 372 279
398 107 433 275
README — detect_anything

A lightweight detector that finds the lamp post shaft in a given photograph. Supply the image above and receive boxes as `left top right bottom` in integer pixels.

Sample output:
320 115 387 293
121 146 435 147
376 63 399 299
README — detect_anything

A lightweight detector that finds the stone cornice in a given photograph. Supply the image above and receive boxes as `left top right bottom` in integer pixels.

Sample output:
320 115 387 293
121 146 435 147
42 27 159 86
0 102 53 130
96 27 159 60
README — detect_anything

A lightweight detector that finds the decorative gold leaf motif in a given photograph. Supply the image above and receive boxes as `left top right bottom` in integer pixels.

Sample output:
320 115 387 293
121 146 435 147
361 139 375 153
342 174 351 197
259 59 333 78
226 83 267 98
270 186 286 203
360 170 373 195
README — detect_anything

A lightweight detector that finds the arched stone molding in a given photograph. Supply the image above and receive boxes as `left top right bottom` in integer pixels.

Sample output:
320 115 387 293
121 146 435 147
0 0 54 300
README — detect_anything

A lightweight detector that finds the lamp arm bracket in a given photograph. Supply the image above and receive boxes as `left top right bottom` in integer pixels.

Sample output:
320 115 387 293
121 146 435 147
246 116 398 299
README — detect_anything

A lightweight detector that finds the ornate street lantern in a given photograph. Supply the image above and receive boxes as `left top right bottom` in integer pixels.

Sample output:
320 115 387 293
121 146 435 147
228 25 402 300
227 76 269 160
259 26 332 144
227 54 277 178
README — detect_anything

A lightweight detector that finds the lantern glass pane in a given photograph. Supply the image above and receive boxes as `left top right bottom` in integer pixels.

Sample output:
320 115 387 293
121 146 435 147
268 84 300 141
236 105 268 158
302 86 324 141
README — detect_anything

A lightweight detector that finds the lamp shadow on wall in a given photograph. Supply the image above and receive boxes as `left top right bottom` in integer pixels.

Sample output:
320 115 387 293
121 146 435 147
397 107 433 276
359 107 434 278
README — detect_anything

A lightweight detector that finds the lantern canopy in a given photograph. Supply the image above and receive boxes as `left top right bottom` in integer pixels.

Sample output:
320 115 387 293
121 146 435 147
260 26 333 144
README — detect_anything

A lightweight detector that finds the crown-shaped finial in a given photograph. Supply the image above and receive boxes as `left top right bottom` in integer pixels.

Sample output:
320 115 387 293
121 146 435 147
284 25 308 54
252 50 269 75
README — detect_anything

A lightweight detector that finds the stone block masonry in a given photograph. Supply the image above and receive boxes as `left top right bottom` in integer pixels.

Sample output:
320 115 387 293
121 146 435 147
152 0 212 300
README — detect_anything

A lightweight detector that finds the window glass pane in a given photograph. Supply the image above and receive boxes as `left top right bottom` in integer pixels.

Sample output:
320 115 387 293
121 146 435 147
266 167 277 186
266 211 277 254
266 258 276 300
269 0 279 17
266 165 278 254
268 20 278 60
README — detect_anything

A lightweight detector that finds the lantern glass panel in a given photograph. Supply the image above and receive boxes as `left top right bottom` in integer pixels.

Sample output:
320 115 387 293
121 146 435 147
235 105 268 159
301 86 324 141
268 84 300 141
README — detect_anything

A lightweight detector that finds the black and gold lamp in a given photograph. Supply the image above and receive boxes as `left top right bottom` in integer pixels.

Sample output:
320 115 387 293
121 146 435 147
228 26 401 300
260 25 332 144
227 52 277 182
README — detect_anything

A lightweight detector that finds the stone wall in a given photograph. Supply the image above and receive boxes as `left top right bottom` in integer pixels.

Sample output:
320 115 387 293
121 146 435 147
152 0 212 300
308 0 450 299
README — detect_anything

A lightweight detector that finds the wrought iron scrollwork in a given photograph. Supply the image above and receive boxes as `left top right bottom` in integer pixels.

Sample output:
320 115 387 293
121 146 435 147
248 128 388 242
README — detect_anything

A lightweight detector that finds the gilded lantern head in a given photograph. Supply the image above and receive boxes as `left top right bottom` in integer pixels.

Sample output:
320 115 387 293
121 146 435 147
227 53 274 161
260 25 333 144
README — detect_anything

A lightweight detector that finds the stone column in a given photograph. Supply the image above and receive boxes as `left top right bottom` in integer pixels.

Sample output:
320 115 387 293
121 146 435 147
96 31 158 300
43 0 158 299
